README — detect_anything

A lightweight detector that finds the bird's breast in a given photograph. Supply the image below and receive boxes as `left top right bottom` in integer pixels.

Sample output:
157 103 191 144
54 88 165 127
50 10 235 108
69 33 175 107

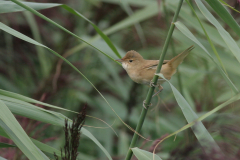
125 64 173 85
126 68 154 85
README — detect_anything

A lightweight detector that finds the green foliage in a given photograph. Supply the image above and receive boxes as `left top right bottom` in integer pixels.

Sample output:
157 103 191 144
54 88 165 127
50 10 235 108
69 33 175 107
0 0 240 159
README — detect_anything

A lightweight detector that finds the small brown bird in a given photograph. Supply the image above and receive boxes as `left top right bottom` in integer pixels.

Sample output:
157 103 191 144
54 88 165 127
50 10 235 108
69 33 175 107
115 45 194 97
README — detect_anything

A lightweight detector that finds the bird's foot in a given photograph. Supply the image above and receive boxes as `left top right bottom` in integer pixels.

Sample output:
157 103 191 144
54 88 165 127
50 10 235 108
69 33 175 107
143 100 152 109
149 80 160 88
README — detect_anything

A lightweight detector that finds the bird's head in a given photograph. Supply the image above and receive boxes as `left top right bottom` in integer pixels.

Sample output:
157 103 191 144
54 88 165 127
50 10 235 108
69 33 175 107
115 50 144 70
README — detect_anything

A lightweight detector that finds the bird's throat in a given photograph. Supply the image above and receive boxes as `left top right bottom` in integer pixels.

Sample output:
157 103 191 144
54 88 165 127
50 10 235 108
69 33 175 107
122 62 128 70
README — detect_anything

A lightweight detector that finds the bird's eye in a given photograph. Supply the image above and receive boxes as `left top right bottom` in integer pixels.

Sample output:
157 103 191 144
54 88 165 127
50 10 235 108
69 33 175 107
129 60 133 62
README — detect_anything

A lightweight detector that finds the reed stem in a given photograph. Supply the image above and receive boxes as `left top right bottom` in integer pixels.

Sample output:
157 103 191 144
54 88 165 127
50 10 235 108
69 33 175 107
124 0 184 159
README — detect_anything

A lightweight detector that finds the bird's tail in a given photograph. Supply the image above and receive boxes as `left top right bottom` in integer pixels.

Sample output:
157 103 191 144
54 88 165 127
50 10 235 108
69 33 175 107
167 45 194 69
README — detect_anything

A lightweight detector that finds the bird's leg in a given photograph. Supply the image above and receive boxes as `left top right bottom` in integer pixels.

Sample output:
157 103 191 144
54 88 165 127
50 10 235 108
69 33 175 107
152 85 163 97
149 80 163 97
143 100 152 109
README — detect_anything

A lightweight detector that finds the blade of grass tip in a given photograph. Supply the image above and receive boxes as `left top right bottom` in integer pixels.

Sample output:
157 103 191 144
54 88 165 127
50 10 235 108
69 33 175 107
195 0 240 66
9 0 121 62
205 0 240 37
0 100 49 160
125 1 184 160
153 91 240 157
174 21 238 94
0 22 148 146
185 0 228 74
156 73 221 154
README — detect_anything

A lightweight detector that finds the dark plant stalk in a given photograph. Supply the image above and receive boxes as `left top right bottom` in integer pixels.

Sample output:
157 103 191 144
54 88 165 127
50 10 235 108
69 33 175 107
54 105 86 160
162 0 183 94
124 0 184 160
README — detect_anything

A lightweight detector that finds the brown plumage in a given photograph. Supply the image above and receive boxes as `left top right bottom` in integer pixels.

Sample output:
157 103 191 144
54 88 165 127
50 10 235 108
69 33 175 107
116 46 194 89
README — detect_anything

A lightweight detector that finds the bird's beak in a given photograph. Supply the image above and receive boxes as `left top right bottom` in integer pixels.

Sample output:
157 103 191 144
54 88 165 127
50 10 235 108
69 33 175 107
115 59 123 63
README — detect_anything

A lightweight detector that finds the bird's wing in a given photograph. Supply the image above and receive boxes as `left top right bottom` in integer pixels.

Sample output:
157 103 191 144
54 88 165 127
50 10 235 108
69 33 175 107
143 60 169 70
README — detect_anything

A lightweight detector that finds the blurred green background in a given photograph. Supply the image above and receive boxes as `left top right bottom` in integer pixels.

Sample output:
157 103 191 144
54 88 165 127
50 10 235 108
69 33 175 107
1 0 240 159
